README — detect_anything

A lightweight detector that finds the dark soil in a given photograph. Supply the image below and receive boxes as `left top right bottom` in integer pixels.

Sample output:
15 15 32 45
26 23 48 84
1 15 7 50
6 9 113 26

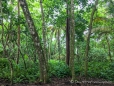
0 77 114 86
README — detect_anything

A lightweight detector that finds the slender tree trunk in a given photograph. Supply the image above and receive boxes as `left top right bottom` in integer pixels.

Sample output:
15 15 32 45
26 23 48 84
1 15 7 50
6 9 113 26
58 29 60 61
48 33 53 60
40 0 47 60
17 0 20 64
84 0 98 78
8 58 13 85
0 1 6 57
66 0 70 65
69 0 75 82
105 34 112 61
40 0 48 81
0 0 2 25
1 0 4 55
48 41 50 60
19 0 48 83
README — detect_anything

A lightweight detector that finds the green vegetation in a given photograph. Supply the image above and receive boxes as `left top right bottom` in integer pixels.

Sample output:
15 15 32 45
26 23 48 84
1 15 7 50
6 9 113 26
0 0 114 84
0 58 114 83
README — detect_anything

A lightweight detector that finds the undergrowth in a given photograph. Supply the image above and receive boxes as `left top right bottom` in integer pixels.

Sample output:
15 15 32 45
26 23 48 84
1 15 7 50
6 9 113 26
0 58 114 83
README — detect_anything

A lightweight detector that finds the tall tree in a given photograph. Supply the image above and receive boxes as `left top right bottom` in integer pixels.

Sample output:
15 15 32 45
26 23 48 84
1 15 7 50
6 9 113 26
84 0 98 78
66 0 70 65
69 0 75 82
19 0 48 83
17 0 21 64
40 0 47 61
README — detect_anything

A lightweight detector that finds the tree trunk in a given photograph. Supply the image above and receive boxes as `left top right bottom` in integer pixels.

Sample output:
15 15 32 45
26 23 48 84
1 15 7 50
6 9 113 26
8 58 13 85
66 0 70 65
40 0 47 61
0 0 2 25
40 0 48 81
57 29 61 61
17 0 20 64
0 1 6 57
105 34 112 61
84 0 98 78
69 0 75 82
19 0 48 83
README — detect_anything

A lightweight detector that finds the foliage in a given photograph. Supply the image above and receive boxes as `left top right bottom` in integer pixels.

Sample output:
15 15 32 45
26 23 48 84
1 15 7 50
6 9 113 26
0 58 9 69
0 58 39 83
87 61 109 78
13 59 39 83
87 61 114 81
88 48 108 62
0 0 114 84
75 14 88 41
48 60 70 78
1 58 114 83
0 58 10 79
103 62 114 81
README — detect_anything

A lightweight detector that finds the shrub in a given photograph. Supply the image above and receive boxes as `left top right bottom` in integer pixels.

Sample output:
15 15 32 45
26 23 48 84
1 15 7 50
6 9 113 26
88 48 108 62
0 58 114 83
13 59 39 83
0 58 10 79
0 58 9 69
104 62 114 81
48 60 70 78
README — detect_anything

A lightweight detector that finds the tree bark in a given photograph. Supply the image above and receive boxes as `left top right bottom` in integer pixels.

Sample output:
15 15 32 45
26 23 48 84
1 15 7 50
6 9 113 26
84 0 98 78
40 0 47 60
57 29 61 61
19 0 48 83
66 0 70 65
69 0 75 82
17 0 20 64
40 0 48 81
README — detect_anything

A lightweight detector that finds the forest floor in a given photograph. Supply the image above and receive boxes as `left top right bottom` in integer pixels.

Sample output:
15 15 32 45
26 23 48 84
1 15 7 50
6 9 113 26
0 77 114 86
